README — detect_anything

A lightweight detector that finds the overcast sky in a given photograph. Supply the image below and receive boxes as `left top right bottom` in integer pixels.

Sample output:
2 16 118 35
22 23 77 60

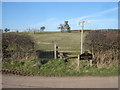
2 2 118 31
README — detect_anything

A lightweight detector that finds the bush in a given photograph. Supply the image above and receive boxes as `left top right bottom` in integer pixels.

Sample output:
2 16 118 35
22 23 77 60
2 33 35 61
85 30 119 67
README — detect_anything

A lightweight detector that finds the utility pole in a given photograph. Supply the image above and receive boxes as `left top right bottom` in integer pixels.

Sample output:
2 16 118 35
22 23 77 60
78 21 85 54
78 20 95 54
80 21 85 54
77 21 85 71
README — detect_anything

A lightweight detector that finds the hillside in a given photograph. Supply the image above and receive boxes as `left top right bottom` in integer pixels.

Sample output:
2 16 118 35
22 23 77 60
30 31 88 52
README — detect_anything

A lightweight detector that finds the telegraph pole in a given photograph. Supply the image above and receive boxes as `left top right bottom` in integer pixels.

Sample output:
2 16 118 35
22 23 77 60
77 21 85 71
80 21 85 54
78 20 95 54
77 20 95 69
78 21 85 54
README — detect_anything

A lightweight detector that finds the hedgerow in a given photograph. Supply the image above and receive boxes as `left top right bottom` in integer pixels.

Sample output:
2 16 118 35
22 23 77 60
2 33 35 61
85 30 119 67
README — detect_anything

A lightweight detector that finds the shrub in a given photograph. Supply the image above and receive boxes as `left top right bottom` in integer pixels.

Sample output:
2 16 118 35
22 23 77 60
85 30 119 67
2 33 35 61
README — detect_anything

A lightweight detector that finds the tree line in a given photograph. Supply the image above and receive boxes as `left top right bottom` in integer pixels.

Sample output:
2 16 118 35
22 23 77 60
3 21 72 33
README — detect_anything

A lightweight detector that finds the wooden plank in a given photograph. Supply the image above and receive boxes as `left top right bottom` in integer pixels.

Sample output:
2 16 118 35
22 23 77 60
66 55 78 57
59 51 80 53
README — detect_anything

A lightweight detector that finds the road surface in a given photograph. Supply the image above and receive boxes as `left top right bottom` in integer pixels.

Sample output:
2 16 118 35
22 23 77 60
2 75 118 88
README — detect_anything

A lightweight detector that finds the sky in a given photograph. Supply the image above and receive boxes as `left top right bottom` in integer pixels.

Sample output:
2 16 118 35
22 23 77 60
2 2 118 31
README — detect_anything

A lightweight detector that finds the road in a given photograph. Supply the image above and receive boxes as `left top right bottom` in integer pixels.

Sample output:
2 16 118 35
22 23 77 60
2 75 118 88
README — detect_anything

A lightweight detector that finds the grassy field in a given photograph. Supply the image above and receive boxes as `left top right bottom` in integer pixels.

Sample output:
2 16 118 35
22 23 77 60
30 31 88 52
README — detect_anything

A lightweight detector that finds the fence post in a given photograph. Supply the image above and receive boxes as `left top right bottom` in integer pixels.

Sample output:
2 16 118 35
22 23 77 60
54 44 58 59
77 55 80 70
90 60 93 66
59 52 63 59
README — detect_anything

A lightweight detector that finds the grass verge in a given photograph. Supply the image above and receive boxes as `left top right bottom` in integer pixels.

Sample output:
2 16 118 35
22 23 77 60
2 58 118 76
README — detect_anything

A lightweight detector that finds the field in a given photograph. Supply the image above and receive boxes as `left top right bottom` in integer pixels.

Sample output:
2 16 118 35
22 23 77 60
2 30 119 76
30 31 88 51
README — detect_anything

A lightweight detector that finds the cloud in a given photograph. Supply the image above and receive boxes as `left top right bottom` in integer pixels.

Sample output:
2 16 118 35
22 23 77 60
93 7 118 17
67 7 118 24
66 7 117 29
31 7 117 31
68 15 92 23
85 18 117 29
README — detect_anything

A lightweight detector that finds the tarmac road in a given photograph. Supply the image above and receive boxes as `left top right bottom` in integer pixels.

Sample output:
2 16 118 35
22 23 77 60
2 75 118 88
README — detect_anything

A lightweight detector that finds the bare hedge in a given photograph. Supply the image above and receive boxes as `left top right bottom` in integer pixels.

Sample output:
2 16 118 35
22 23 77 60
85 30 119 67
2 33 35 61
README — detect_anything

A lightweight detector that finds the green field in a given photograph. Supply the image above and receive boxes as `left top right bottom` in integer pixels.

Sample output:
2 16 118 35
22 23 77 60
30 31 88 52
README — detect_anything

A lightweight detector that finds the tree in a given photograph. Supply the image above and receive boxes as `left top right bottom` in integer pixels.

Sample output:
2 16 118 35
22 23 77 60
65 24 71 33
40 26 45 31
4 28 10 32
58 24 65 32
64 21 71 32
16 30 19 33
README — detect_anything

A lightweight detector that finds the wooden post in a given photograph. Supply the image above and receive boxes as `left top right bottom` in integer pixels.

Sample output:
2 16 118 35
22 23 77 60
59 52 63 59
90 60 93 66
54 44 58 59
77 55 80 70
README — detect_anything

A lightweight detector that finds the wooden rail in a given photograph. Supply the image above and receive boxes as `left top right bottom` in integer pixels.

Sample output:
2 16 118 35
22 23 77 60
59 51 80 53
